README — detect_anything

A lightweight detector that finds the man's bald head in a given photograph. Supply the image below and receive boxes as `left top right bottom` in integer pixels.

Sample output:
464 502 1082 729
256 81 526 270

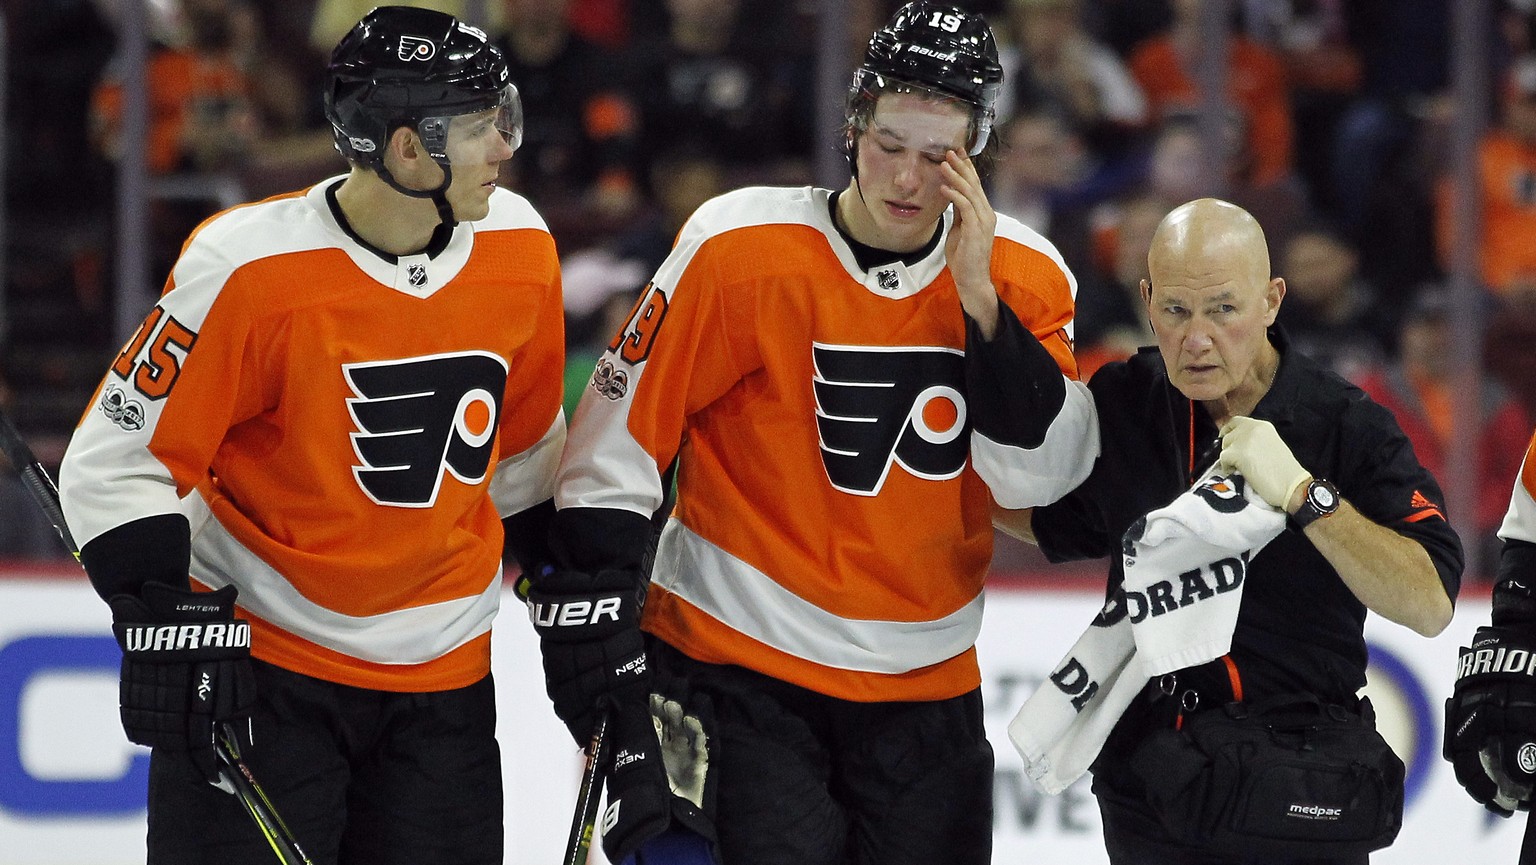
1139 197 1284 414
1148 198 1270 290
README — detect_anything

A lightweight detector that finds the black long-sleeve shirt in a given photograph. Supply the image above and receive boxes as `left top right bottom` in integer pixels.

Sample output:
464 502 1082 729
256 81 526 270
1032 327 1463 782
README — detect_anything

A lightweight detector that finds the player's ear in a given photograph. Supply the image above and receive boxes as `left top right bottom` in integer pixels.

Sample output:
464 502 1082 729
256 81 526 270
386 125 422 163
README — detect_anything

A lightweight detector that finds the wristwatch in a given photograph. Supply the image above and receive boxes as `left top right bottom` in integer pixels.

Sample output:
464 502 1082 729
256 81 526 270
1293 478 1340 529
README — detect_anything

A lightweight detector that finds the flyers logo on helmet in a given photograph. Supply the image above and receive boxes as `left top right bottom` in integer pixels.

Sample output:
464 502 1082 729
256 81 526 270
397 35 437 62
343 351 508 507
812 343 968 495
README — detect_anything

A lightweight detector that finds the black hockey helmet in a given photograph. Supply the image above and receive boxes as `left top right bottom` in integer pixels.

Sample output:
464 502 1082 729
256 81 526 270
847 1 1004 157
324 5 520 168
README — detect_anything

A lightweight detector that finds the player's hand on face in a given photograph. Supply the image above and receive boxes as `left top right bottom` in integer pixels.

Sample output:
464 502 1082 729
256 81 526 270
940 150 996 300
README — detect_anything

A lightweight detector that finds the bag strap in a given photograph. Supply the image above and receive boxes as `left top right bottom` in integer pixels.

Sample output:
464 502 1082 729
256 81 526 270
1225 692 1363 725
1171 655 1245 730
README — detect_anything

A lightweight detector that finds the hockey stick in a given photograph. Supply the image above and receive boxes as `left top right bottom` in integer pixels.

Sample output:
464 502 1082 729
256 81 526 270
0 408 313 865
0 408 79 563
216 722 314 865
563 711 612 865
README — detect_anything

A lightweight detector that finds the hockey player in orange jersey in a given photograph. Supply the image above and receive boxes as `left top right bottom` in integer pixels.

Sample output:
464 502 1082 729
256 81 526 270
523 4 1100 864
57 8 564 864
1447 430 1536 819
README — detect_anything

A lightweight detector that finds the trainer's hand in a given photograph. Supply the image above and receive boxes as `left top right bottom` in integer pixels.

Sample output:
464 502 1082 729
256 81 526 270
653 691 711 810
601 683 719 863
109 582 256 785
1216 416 1310 512
525 567 650 744
1444 626 1536 815
940 150 1000 338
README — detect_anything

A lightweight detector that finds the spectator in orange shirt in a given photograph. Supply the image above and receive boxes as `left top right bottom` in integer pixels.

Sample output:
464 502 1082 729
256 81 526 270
1127 0 1294 188
89 0 268 285
89 0 262 175
1437 54 1536 296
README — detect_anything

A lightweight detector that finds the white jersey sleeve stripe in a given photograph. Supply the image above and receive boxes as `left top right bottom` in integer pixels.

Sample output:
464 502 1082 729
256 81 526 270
489 410 565 517
971 378 1100 508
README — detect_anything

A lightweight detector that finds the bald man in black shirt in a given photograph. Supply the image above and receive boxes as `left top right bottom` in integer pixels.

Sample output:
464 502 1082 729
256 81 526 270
997 198 1462 864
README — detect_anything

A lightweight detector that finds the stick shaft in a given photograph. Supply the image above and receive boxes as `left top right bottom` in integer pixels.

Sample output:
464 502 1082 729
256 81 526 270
0 410 78 558
564 712 611 865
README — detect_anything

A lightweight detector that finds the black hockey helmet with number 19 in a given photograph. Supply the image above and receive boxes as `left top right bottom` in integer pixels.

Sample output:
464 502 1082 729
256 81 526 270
847 1 1004 159
324 6 521 222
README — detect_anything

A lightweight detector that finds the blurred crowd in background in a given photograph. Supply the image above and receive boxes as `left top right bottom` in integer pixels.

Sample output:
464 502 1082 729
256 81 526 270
4 0 1536 577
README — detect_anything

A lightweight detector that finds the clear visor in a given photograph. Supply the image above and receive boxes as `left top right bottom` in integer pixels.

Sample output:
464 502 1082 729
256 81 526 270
851 72 992 156
420 84 523 164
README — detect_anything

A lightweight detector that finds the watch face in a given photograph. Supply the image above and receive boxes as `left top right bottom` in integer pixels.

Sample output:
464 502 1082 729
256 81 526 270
1310 482 1338 511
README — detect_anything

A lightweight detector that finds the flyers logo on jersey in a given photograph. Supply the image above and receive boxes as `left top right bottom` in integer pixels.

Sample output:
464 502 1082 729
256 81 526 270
812 343 968 495
343 350 509 507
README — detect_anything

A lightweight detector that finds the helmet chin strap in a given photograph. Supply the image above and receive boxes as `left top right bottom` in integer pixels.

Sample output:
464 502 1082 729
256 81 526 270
373 160 459 228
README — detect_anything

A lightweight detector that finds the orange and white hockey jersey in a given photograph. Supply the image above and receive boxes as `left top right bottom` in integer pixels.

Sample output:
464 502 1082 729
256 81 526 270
557 185 1098 703
1500 431 1536 545
60 177 566 692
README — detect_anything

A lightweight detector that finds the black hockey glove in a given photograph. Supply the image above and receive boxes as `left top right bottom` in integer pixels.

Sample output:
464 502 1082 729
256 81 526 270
1444 625 1536 815
525 567 650 743
601 697 673 863
109 582 256 785
602 681 718 864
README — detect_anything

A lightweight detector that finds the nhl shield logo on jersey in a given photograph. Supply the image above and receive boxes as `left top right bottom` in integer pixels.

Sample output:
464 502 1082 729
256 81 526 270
812 342 968 495
876 268 900 291
407 263 428 287
343 350 509 507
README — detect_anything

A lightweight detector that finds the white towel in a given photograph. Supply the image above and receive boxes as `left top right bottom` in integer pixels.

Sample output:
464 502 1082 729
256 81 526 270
1121 469 1286 675
1005 601 1145 795
1006 469 1285 794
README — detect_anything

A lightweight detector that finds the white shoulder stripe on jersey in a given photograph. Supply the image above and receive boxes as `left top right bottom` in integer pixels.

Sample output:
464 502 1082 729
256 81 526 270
651 518 984 674
185 491 500 664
